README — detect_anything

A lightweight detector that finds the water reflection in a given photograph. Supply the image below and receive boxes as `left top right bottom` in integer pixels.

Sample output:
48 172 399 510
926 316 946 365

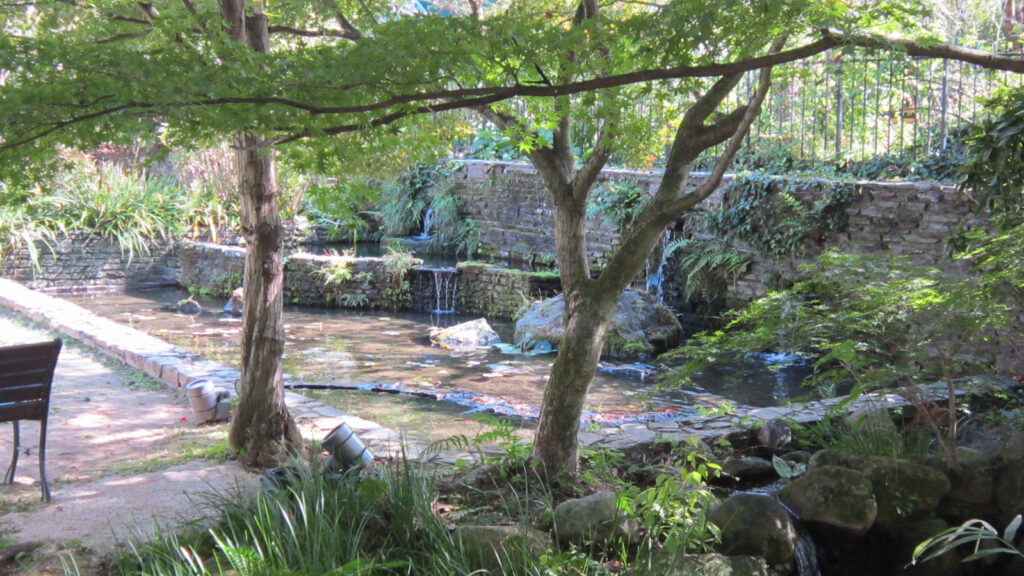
68 288 813 429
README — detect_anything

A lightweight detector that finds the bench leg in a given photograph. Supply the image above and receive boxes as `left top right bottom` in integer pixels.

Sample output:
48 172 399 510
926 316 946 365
4 421 18 485
39 418 50 502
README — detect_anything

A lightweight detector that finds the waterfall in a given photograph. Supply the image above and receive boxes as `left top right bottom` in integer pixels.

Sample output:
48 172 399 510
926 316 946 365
644 229 673 304
416 207 435 240
429 267 458 314
794 528 821 576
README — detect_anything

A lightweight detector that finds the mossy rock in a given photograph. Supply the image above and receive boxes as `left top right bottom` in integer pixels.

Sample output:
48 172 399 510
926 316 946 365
778 465 877 542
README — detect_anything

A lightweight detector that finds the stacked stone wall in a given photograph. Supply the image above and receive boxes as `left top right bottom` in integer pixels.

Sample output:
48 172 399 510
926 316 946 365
456 262 561 319
284 253 414 310
0 231 178 292
178 241 246 297
724 180 985 303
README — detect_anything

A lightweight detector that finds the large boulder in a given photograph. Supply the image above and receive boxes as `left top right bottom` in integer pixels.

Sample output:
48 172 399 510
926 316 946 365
940 447 994 506
857 456 951 531
514 291 682 359
552 491 641 549
458 525 550 573
994 459 1024 526
709 494 797 569
429 318 501 352
778 466 877 542
898 517 961 576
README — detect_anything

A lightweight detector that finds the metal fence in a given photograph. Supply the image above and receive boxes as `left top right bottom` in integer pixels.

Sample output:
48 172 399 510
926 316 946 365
723 51 1022 162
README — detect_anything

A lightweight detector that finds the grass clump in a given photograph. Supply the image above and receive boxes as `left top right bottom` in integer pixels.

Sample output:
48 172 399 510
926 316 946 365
108 458 579 576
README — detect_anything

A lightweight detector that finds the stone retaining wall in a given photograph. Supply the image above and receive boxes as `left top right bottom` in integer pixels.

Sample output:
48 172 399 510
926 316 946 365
450 161 983 304
178 241 246 297
456 262 561 319
724 179 985 303
0 231 178 292
284 253 414 310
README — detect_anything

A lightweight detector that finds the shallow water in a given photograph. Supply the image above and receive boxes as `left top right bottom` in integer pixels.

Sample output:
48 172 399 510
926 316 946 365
67 288 811 436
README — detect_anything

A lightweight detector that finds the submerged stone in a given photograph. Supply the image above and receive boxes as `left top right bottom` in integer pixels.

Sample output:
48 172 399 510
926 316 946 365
429 318 501 352
165 297 201 314
223 287 244 316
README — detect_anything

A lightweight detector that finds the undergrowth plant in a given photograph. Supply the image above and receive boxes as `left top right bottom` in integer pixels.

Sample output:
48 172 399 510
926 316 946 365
314 257 355 286
586 180 649 233
105 457 577 576
664 250 1013 471
664 235 751 302
378 163 479 255
625 446 722 566
912 515 1024 567
381 244 417 280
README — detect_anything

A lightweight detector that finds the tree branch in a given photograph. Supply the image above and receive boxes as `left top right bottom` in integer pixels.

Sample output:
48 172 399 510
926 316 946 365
572 112 617 196
667 51 778 214
333 13 363 40
825 28 1024 72
267 25 361 41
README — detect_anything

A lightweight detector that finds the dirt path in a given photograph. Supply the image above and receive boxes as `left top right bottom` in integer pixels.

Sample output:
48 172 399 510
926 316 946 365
0 313 259 575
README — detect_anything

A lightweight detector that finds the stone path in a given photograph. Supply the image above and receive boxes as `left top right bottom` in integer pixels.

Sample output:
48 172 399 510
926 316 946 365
0 314 259 572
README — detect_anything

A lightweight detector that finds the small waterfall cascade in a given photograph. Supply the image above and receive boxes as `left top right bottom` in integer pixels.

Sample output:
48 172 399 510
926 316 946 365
428 267 458 314
415 207 435 240
644 229 673 304
793 527 821 576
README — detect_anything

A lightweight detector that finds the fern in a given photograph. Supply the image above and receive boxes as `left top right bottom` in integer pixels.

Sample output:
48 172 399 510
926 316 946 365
667 237 751 301
340 293 369 308
314 258 355 286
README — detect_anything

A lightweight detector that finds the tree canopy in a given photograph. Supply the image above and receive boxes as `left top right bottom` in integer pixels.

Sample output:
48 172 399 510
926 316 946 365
4 0 1018 178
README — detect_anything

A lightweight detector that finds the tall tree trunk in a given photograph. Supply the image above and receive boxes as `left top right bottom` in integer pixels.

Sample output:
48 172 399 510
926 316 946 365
530 180 620 477
224 4 302 466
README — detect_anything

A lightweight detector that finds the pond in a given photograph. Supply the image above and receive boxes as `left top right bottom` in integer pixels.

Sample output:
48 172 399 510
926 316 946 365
67 288 812 440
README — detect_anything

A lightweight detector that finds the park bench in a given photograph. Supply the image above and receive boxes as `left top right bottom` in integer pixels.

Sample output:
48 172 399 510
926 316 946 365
1 339 62 502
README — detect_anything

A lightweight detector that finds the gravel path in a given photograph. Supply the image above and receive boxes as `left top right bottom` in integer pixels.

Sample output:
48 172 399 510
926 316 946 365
0 314 259 574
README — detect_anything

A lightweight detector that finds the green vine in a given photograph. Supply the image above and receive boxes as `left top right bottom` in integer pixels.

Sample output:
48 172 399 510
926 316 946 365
705 172 855 258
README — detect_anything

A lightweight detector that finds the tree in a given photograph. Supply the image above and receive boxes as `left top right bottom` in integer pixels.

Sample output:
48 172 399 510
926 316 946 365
2 0 1022 472
463 1 1024 477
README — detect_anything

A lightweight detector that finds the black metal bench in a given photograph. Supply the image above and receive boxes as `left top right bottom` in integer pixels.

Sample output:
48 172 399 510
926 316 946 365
1 339 62 502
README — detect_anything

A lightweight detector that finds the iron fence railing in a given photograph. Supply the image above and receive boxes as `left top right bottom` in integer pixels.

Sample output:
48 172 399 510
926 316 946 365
731 52 1021 162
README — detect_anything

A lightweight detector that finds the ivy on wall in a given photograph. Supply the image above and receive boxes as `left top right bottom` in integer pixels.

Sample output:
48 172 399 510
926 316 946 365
668 172 856 306
705 172 855 258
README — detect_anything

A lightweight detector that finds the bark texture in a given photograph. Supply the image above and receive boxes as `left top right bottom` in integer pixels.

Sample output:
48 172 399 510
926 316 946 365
225 6 302 467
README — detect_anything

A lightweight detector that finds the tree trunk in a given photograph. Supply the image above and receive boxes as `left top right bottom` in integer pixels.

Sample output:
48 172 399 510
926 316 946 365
226 7 302 467
530 180 620 477
530 288 617 477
